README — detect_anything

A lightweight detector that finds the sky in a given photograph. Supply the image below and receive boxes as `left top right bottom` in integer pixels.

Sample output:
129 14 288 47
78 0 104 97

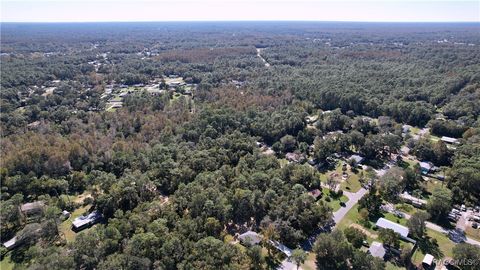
1 0 479 23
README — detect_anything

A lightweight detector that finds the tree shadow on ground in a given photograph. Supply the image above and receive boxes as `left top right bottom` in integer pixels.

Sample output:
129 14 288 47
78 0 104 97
418 236 444 259
265 254 283 270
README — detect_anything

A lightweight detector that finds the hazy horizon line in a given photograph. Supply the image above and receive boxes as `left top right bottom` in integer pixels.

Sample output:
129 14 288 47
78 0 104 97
2 20 480 24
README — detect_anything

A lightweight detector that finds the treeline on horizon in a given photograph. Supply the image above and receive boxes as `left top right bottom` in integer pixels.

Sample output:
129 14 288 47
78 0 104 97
0 22 479 269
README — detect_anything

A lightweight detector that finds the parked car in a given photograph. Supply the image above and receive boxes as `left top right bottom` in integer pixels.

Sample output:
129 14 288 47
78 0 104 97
473 222 478 229
393 210 405 218
461 204 466 212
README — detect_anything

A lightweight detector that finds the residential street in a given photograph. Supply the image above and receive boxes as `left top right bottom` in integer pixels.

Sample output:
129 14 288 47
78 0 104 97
400 211 480 246
333 188 368 224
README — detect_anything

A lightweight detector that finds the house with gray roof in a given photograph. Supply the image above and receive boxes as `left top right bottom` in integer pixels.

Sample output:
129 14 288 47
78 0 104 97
375 218 409 238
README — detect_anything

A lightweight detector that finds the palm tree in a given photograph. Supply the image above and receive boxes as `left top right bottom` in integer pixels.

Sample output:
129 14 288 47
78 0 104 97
291 248 307 270
261 223 278 257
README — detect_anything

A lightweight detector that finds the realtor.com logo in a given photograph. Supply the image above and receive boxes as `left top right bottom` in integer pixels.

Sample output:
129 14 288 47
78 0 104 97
433 258 480 266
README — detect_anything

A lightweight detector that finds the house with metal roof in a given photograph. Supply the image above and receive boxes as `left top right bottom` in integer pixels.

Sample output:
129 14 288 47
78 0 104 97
441 136 459 145
72 210 103 232
375 218 409 238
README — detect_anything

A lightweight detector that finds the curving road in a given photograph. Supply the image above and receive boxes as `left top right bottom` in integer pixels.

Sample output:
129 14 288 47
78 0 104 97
333 188 368 224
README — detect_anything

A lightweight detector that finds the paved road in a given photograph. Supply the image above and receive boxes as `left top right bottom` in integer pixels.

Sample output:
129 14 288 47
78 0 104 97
278 259 299 270
333 188 368 224
400 211 480 246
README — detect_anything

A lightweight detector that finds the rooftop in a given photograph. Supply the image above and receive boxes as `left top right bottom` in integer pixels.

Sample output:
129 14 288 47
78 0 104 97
72 210 103 229
441 136 459 144
20 201 45 212
238 231 262 246
419 161 433 170
369 241 386 259
422 254 434 266
375 218 409 238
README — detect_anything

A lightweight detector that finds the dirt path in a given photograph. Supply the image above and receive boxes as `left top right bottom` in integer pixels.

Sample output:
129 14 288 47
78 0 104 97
350 223 378 239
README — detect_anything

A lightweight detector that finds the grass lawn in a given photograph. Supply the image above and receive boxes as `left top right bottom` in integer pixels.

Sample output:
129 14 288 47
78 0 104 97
383 212 409 226
320 189 349 212
322 162 363 193
412 228 455 265
424 179 446 196
110 96 122 102
301 252 316 270
386 262 404 270
336 205 363 230
430 135 441 142
465 226 480 242
427 228 454 258
395 203 418 216
0 254 14 270
340 173 362 193
410 127 421 134
59 204 91 243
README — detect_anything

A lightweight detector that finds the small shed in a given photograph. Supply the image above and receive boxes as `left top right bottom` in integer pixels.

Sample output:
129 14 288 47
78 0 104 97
422 254 434 268
369 241 386 259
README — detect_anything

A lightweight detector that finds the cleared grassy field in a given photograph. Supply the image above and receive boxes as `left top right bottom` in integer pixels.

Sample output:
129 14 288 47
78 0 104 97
59 204 92 243
0 255 14 270
412 228 455 264
383 212 409 226
465 226 480 241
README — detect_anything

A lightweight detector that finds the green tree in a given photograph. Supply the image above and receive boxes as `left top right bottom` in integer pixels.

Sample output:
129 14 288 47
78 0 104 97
452 243 480 270
291 248 307 270
378 228 400 249
407 211 430 239
379 167 405 202
313 230 352 270
427 186 452 221
246 245 264 270
344 227 367 248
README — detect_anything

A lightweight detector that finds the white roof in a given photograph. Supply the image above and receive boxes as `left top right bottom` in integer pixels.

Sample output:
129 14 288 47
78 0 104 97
375 218 409 238
441 136 459 144
349 155 364 163
72 211 102 228
3 237 17 249
422 254 434 265
419 162 433 170
400 192 427 205
270 240 292 257
369 241 386 258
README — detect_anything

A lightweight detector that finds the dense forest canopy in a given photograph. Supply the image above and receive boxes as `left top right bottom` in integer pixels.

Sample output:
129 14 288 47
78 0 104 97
1 22 479 270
